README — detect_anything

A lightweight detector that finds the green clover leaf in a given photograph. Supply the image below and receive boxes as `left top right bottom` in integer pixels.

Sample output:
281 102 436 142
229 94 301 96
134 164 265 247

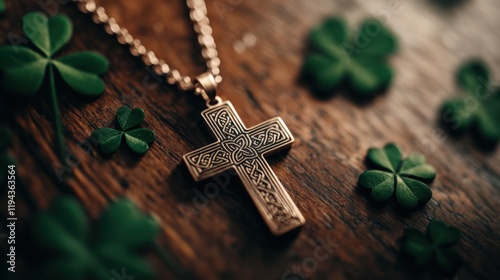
441 60 500 143
92 106 156 154
1 126 16 186
302 17 398 98
0 0 5 13
32 196 161 280
358 143 436 209
402 220 462 276
0 12 109 159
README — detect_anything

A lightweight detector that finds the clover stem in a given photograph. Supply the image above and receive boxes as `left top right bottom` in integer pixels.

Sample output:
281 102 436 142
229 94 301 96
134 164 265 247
48 63 68 161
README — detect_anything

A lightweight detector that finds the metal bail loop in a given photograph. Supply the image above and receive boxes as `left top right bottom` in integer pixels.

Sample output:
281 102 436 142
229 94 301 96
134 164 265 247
194 73 217 105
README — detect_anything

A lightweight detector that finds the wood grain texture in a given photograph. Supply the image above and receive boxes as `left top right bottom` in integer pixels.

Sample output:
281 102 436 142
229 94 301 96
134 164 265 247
1 0 499 279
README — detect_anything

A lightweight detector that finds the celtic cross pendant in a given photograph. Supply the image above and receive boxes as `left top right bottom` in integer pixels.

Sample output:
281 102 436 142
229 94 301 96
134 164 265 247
183 100 305 235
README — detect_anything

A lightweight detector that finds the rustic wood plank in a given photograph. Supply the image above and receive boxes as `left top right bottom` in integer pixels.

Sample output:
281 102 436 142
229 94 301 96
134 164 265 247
1 0 499 279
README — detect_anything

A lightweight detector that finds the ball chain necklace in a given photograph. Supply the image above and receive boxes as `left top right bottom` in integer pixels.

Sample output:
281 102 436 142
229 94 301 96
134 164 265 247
75 0 305 235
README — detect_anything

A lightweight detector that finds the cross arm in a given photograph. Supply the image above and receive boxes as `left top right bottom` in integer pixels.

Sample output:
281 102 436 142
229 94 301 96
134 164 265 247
183 142 232 181
248 117 294 156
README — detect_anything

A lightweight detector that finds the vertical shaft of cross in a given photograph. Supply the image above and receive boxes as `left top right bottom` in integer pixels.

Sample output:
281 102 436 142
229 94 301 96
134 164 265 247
235 156 305 234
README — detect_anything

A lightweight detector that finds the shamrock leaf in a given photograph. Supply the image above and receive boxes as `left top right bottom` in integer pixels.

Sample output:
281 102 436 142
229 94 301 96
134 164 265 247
302 17 398 98
441 60 500 143
1 126 16 186
32 196 161 280
0 12 109 159
92 106 156 154
402 220 462 276
358 143 436 209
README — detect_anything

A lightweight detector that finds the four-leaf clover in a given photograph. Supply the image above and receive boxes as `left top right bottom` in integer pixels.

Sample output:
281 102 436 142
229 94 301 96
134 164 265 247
32 196 161 280
402 220 463 276
0 12 109 159
302 17 398 98
441 60 500 143
358 143 436 209
92 106 156 154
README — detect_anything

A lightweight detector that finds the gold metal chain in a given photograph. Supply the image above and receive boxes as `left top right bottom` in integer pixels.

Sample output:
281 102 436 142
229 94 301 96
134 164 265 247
73 0 222 103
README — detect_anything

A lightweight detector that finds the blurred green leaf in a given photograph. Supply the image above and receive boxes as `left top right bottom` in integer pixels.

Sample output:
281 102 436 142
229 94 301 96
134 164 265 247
302 16 397 98
32 196 161 280
441 60 500 143
402 220 463 276
0 0 6 13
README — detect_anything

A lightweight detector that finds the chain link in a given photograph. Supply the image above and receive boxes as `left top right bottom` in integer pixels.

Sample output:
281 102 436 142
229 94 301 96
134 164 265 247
73 0 222 93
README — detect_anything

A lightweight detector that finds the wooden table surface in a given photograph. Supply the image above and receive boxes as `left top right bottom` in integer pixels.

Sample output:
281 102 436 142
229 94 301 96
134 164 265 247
1 0 499 279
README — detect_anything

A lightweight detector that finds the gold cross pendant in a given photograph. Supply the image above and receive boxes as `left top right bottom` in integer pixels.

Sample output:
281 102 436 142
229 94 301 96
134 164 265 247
183 100 305 235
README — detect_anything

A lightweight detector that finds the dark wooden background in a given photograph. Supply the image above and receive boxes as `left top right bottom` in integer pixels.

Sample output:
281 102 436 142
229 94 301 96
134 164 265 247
1 0 499 279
